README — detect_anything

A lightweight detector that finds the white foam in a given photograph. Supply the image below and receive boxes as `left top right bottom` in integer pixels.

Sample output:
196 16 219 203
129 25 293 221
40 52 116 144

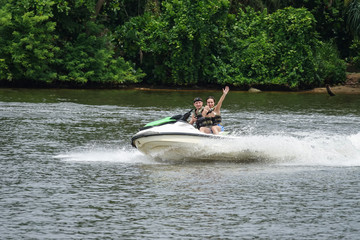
54 132 360 166
214 132 360 166
349 132 360 150
54 147 157 164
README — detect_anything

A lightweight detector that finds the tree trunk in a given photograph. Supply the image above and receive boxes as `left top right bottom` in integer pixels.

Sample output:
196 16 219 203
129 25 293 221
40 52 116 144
95 0 106 16
326 84 336 96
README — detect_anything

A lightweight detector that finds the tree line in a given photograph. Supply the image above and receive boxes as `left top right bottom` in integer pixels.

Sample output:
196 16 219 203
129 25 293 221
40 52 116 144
1 0 359 89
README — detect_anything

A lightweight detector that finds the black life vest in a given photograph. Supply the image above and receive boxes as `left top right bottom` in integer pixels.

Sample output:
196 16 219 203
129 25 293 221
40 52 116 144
194 107 212 129
212 115 222 125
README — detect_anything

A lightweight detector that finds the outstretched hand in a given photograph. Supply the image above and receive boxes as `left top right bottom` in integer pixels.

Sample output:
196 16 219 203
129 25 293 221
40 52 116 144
223 86 230 95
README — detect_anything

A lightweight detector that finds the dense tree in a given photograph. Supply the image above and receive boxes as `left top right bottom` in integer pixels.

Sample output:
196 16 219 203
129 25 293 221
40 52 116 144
118 3 345 89
0 0 59 82
346 0 360 38
343 0 360 68
0 0 352 88
0 0 144 86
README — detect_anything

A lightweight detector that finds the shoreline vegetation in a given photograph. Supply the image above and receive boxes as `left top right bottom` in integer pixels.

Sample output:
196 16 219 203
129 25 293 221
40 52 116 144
1 71 359 95
1 64 359 95
132 72 360 95
308 72 360 95
1 65 360 95
1 1 360 93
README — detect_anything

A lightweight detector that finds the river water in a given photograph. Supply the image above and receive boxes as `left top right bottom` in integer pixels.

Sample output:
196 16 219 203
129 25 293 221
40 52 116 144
1 88 359 239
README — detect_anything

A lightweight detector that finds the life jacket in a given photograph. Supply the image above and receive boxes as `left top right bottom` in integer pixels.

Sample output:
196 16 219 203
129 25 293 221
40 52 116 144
212 115 222 125
195 107 212 129
206 107 222 126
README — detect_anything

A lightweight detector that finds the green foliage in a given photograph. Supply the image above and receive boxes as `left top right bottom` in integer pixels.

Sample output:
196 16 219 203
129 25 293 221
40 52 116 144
211 7 275 86
346 0 360 38
117 3 346 89
315 41 346 85
56 21 145 84
213 7 322 89
233 0 351 60
295 0 345 40
0 1 59 82
118 0 231 85
0 6 12 80
0 0 144 85
267 7 320 88
350 39 360 68
0 0 348 89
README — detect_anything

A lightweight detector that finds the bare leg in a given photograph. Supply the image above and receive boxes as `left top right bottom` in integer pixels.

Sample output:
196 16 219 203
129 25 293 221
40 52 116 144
200 127 212 134
211 125 221 135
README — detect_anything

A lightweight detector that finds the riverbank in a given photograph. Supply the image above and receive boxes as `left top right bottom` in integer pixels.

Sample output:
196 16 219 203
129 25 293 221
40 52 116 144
307 72 360 94
134 76 360 94
1 73 360 94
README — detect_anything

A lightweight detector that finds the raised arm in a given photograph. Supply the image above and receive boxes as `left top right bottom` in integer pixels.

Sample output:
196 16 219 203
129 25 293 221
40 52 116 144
214 86 229 114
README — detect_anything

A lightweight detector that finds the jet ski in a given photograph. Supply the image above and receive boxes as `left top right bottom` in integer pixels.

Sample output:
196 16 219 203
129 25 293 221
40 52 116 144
131 110 231 161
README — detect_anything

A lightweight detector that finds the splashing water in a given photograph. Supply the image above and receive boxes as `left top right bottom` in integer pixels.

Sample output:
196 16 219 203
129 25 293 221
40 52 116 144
55 132 360 166
214 132 360 166
54 147 157 164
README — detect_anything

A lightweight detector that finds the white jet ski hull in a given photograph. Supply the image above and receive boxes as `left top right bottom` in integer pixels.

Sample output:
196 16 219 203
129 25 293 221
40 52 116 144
131 121 230 161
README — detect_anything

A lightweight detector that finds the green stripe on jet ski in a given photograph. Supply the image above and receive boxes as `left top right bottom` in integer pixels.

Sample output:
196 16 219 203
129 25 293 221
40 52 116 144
144 117 176 127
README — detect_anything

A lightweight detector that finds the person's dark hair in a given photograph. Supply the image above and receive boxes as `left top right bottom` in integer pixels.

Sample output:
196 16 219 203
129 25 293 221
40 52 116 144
206 96 216 103
193 97 202 103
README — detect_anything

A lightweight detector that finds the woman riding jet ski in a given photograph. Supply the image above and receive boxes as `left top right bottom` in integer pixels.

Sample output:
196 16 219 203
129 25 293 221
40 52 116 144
189 86 229 134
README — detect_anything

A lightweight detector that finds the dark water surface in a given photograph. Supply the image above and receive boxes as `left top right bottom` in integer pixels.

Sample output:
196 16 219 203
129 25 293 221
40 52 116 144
1 88 359 239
